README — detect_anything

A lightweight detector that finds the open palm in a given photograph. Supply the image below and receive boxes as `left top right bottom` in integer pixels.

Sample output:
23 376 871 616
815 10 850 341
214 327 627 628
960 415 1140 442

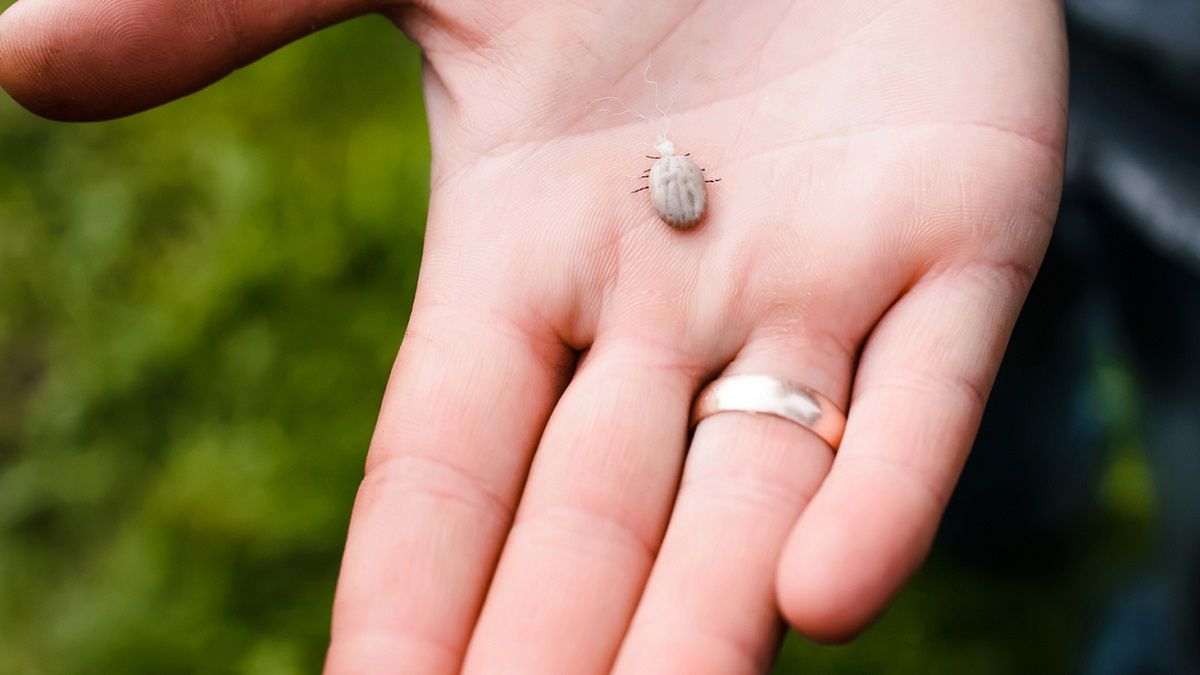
0 1 1067 673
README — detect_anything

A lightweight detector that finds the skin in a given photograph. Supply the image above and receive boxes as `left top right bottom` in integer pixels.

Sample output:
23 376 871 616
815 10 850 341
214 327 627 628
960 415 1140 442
0 0 1069 673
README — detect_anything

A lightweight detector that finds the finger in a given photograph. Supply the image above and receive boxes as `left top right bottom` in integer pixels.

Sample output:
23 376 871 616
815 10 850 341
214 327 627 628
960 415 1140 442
0 0 375 120
612 334 849 675
325 299 571 674
777 263 1031 642
461 336 697 675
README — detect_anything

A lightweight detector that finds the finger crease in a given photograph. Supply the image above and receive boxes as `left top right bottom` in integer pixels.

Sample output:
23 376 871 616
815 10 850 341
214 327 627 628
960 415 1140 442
516 503 660 564
360 452 515 523
839 453 949 511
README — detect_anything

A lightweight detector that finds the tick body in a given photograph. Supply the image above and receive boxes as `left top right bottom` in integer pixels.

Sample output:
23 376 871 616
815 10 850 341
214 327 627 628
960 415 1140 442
637 141 718 230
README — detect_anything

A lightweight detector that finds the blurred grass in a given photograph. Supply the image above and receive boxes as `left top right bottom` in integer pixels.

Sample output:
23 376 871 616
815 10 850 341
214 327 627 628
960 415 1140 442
0 10 1155 675
1 13 427 674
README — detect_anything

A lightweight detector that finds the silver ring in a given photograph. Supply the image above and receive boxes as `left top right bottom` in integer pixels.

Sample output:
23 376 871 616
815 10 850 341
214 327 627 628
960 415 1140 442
691 374 846 451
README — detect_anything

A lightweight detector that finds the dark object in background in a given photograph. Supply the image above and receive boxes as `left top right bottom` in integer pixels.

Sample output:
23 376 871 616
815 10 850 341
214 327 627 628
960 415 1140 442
944 2 1200 673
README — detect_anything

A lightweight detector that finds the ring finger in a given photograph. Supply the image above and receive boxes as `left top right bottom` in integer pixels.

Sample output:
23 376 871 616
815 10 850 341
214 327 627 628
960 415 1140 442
612 332 852 674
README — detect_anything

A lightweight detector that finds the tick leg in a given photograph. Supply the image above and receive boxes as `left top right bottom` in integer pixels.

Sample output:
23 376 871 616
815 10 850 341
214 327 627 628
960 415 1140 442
705 178 721 183
645 155 661 160
632 186 650 194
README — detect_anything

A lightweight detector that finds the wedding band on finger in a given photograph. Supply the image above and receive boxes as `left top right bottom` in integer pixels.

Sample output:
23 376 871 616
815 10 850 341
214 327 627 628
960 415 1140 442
691 374 847 451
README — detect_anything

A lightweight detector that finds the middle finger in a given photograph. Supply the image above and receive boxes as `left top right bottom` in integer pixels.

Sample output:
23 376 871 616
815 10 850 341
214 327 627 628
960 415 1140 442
461 334 699 674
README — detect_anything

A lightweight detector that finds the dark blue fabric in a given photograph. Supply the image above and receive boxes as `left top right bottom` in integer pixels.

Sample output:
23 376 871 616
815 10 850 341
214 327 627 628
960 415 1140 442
942 3 1200 672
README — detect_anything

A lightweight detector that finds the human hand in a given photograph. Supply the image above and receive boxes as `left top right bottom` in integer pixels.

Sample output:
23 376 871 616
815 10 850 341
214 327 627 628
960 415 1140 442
0 1 1068 673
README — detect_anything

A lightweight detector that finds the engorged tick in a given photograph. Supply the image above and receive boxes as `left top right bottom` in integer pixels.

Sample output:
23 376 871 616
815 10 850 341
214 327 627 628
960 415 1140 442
633 140 720 230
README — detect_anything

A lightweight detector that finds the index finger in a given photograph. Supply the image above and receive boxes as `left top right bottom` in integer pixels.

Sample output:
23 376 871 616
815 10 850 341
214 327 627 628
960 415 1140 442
0 0 376 120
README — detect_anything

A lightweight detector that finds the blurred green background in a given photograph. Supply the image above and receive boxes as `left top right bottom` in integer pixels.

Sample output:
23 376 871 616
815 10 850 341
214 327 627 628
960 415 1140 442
0 11 1156 675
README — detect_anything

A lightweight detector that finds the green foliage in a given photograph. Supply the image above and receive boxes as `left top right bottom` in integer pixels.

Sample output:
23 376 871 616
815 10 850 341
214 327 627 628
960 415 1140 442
0 11 1153 675
1 14 426 674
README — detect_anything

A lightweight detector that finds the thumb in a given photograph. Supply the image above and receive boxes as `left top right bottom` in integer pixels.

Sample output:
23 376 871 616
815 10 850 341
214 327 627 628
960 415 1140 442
0 0 380 120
